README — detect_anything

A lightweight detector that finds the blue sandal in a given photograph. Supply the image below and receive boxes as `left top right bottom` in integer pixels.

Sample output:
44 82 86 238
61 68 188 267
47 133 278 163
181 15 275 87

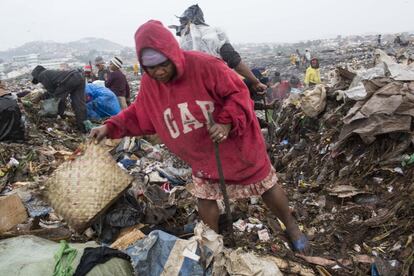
290 234 309 252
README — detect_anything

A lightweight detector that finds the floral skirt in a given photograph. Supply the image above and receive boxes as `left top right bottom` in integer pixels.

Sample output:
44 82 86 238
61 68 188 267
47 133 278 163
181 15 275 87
189 167 277 200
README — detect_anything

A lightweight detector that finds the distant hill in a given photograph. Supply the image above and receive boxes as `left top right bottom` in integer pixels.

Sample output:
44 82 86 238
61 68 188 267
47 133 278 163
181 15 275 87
66 37 126 52
0 38 128 60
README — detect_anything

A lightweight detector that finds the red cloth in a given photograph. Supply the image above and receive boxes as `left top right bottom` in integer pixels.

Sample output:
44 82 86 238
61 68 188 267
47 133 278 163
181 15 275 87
105 20 271 185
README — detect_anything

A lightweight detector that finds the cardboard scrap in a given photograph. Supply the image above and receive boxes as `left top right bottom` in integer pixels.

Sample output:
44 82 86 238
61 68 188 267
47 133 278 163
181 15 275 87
0 194 28 233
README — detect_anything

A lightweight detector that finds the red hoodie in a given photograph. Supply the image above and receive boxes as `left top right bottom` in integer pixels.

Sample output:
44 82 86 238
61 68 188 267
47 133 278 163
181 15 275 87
105 20 271 185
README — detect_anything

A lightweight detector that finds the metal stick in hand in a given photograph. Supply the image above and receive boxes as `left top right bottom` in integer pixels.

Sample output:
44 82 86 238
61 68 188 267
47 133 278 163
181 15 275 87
262 93 269 124
207 112 235 244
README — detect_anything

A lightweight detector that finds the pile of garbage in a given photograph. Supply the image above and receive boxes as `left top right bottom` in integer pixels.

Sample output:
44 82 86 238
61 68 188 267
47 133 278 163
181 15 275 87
0 80 88 243
269 49 414 275
0 97 309 275
0 73 319 275
1 44 414 275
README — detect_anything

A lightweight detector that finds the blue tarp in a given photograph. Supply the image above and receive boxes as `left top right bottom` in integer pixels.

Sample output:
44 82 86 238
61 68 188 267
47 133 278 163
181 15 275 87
124 230 212 276
85 84 121 120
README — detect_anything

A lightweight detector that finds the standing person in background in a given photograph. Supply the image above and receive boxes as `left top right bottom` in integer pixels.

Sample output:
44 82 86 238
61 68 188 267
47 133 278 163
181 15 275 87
290 53 297 66
304 58 321 88
133 63 140 76
270 73 290 102
377 34 382 47
244 68 274 128
170 4 267 93
83 65 94 83
295 49 301 69
303 49 311 68
105 57 130 109
93 56 110 81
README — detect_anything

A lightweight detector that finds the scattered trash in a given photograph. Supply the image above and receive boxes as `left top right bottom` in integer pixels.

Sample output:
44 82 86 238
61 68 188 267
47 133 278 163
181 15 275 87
118 158 137 170
327 185 368 198
0 236 133 276
1 36 413 275
124 222 222 276
300 85 327 117
281 139 289 145
233 219 247 232
354 194 379 205
0 194 28 233
93 192 145 243
296 253 374 268
7 158 19 168
258 229 271 242
213 248 283 276
371 264 380 276
401 153 414 166
353 244 361 253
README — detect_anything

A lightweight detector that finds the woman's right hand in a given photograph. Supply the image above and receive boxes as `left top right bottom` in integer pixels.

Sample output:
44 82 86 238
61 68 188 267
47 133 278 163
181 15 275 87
89 125 109 143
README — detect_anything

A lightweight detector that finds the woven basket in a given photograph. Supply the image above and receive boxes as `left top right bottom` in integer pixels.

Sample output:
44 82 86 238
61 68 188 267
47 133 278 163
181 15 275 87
45 142 133 232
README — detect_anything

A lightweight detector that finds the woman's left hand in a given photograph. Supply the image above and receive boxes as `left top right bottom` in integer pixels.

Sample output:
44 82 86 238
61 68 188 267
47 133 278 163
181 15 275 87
207 123 231 143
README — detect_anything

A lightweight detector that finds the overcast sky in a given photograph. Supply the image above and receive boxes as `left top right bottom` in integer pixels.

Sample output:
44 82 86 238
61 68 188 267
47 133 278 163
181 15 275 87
1 0 413 51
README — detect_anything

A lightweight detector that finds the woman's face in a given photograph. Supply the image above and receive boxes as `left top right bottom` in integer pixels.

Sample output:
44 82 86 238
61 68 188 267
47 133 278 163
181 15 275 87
145 60 176 83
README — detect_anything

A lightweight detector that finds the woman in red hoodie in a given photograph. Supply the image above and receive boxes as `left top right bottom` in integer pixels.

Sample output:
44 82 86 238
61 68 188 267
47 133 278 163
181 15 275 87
91 20 308 252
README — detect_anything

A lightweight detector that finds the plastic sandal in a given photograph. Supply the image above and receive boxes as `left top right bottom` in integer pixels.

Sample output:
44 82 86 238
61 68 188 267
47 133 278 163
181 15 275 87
290 234 309 252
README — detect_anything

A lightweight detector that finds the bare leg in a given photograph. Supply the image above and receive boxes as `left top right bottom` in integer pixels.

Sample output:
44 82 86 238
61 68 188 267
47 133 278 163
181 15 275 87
261 183 303 242
69 81 87 132
197 198 220 233
117 96 128 109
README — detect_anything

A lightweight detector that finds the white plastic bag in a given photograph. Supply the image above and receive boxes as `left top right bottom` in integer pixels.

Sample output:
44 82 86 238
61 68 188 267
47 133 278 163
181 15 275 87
180 24 229 58
301 85 327 117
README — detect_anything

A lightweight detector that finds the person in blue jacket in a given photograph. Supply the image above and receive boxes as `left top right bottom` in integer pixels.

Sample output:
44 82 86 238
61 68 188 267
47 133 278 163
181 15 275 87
85 83 121 120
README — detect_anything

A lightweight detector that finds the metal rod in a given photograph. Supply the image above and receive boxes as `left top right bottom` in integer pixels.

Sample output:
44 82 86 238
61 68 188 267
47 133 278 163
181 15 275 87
207 112 234 243
262 94 269 123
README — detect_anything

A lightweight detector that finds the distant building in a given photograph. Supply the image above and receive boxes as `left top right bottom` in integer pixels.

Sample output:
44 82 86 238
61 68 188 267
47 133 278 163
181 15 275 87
39 57 72 70
12 54 40 69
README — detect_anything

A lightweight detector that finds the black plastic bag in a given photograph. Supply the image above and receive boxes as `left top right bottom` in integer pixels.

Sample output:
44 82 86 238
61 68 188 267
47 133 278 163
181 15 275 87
93 192 145 243
173 4 209 36
0 96 25 141
179 4 207 26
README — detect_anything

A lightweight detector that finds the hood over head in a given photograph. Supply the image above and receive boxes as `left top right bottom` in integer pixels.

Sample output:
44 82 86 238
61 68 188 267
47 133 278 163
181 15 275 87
31 65 46 84
135 20 185 80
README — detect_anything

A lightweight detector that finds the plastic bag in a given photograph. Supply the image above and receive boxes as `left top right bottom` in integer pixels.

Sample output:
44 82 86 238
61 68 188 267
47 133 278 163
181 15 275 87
179 4 206 25
93 192 145 243
300 85 327 117
0 96 25 141
180 24 229 58
40 97 60 116
0 236 133 276
124 222 222 276
213 248 283 276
